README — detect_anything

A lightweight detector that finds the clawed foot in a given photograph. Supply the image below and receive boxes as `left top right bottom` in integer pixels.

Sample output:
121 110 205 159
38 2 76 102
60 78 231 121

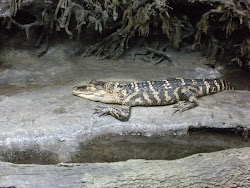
173 101 186 113
173 102 195 113
174 107 186 113
172 101 185 108
94 105 110 117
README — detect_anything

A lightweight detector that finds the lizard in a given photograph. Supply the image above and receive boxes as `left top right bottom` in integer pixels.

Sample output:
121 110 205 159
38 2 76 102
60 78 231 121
72 78 234 121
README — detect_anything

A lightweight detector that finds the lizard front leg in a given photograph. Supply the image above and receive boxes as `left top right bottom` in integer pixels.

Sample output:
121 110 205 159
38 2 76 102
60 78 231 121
94 103 131 121
174 86 199 113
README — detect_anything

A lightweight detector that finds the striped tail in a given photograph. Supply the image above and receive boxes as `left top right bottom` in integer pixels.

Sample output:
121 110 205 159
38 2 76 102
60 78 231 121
221 79 235 90
212 79 235 92
195 79 235 95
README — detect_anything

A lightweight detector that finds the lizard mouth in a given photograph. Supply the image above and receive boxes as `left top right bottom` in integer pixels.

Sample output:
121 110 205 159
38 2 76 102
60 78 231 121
73 92 93 96
73 91 94 96
72 86 94 96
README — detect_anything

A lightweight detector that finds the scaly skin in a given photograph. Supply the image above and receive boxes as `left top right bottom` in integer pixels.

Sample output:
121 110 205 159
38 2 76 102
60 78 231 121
72 78 234 121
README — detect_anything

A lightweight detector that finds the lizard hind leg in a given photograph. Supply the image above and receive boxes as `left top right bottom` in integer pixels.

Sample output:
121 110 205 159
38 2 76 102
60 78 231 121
174 87 199 113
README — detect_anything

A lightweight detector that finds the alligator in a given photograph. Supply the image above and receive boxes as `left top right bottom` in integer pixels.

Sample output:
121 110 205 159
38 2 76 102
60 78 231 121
72 78 234 121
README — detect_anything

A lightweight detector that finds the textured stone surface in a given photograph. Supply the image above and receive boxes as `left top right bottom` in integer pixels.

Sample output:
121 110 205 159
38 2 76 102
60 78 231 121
0 45 249 163
0 86 249 163
0 148 249 188
0 2 249 185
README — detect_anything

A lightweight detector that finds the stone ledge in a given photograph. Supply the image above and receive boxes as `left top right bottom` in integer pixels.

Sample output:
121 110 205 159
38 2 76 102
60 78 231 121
0 88 249 163
0 147 249 188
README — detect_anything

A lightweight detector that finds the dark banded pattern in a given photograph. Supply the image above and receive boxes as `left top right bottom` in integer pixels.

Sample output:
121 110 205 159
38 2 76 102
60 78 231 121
73 78 234 121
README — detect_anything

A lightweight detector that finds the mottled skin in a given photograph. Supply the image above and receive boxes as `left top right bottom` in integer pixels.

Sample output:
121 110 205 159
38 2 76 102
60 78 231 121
72 78 234 121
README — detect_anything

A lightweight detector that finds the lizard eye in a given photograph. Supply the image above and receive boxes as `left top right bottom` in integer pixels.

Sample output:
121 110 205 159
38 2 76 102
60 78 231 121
88 84 94 87
96 85 104 90
90 80 97 84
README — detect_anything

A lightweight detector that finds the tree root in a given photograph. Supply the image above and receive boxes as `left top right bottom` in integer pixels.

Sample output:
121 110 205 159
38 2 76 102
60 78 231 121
146 46 178 66
36 29 49 57
1 0 249 68
190 0 250 67
133 42 178 66
83 24 134 60
8 18 42 41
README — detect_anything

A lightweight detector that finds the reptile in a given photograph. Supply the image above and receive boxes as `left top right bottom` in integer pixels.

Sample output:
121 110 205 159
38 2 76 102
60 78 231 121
72 78 234 121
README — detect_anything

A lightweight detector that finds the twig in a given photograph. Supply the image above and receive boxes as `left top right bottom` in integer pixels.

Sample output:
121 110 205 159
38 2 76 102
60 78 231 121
151 56 164 65
133 51 148 60
146 46 179 66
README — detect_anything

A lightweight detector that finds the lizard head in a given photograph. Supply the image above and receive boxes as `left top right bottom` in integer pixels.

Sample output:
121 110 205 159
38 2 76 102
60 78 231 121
72 80 107 101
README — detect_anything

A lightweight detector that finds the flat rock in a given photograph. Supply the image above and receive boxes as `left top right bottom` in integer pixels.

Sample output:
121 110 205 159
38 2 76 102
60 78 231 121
0 147 249 188
0 45 249 163
0 82 249 162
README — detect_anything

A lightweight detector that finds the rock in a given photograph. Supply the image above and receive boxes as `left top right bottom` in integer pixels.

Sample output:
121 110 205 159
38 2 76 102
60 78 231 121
0 0 11 18
0 86 249 163
0 2 249 186
0 0 38 18
0 45 249 163
0 147 249 187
